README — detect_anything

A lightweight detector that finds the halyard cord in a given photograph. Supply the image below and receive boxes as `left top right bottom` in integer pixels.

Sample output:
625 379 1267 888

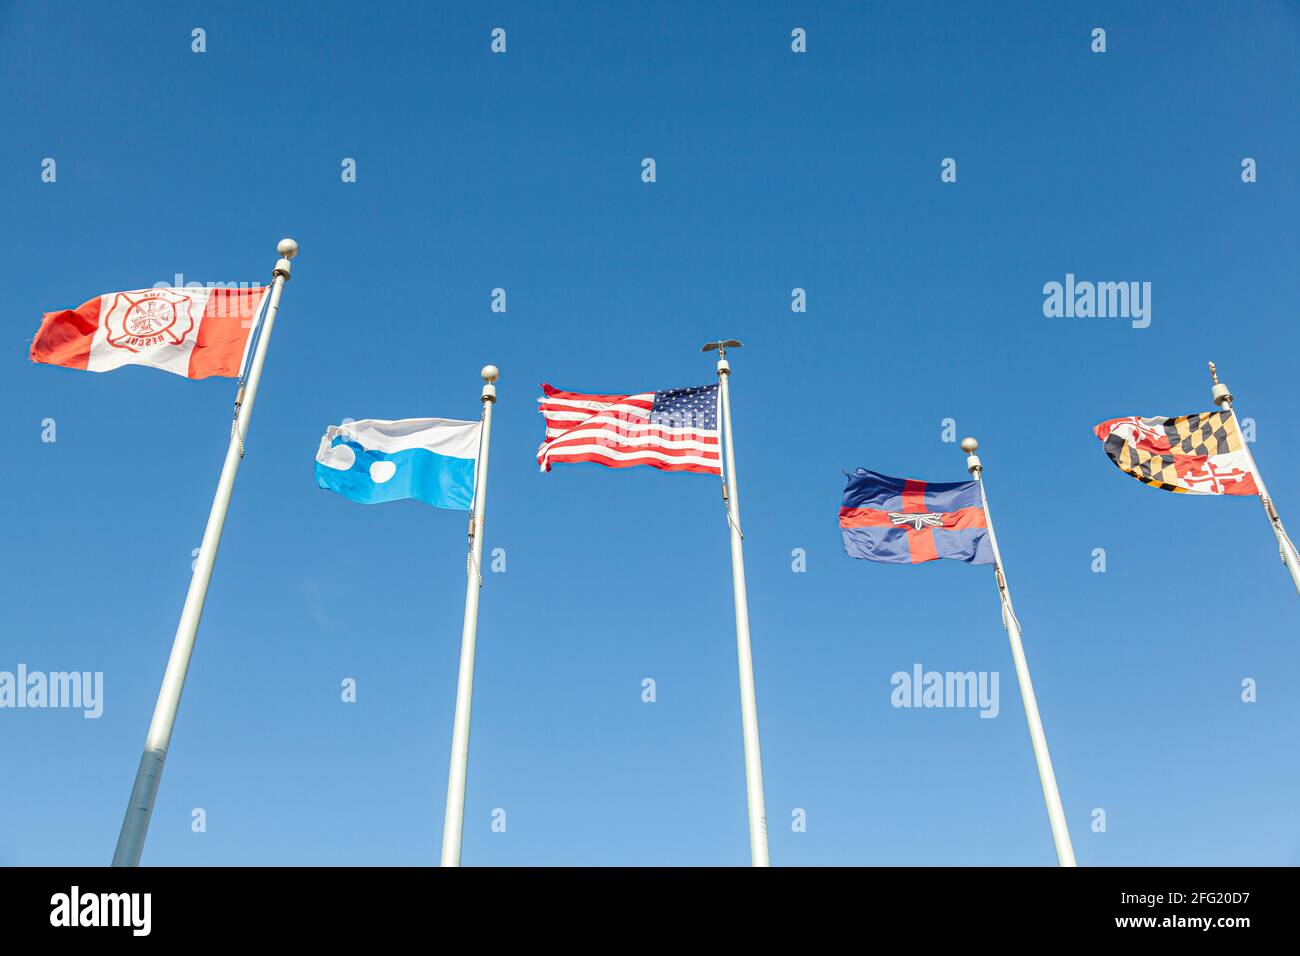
995 565 1019 633
467 529 483 590
1282 532 1300 565
1269 499 1300 566
714 374 743 539
231 383 247 459
229 288 270 460
720 468 743 539
1001 597 1021 635
466 407 488 590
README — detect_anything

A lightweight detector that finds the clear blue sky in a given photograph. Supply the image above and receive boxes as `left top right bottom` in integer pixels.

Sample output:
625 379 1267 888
2 1 1297 866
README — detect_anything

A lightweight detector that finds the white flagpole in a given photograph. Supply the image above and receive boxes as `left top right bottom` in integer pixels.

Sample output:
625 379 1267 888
112 239 298 867
440 365 498 867
706 340 771 867
962 436 1077 867
1209 363 1300 595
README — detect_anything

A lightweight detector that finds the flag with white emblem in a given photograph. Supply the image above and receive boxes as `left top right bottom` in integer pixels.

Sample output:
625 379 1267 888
840 469 994 565
315 417 482 510
30 286 268 379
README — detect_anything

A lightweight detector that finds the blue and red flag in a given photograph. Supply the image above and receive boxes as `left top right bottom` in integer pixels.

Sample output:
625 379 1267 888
840 469 993 565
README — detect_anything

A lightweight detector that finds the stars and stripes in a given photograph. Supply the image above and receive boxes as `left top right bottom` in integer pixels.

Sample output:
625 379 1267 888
537 382 721 474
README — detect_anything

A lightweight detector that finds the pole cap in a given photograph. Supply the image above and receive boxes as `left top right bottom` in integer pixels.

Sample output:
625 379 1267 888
481 364 500 383
1209 362 1232 407
273 238 298 280
960 437 979 453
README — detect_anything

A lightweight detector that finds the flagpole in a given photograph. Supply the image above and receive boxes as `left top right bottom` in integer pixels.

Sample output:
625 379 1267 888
440 365 498 866
705 340 771 867
1209 363 1300 596
111 239 297 867
962 437 1077 867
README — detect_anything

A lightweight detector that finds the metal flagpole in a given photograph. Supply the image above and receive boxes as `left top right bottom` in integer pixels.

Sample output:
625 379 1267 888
1209 362 1300 596
703 339 771 867
112 239 298 866
440 365 498 866
961 436 1077 867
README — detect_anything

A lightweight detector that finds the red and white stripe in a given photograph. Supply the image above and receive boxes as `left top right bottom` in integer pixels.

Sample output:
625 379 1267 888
30 286 268 380
537 384 721 474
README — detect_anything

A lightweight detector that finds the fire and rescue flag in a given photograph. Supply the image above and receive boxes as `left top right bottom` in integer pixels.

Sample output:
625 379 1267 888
536 383 721 474
30 286 268 380
840 469 993 565
1094 412 1259 495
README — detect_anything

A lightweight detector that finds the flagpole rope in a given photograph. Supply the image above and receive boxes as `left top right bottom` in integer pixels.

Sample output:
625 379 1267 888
226 286 274 461
112 239 296 868
1215 379 1300 595
1281 531 1300 564
964 436 1077 867
230 382 246 459
464 405 489 590
716 386 743 539
441 365 498 867
1269 503 1300 565
466 532 483 589
720 474 743 539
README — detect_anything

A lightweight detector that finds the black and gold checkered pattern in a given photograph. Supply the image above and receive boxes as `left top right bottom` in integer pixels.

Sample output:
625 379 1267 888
1102 411 1242 493
1166 411 1243 457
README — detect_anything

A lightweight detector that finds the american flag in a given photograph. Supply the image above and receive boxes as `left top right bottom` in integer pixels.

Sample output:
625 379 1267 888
537 382 722 474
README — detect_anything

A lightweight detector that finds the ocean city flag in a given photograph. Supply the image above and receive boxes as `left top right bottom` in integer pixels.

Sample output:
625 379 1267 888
31 285 268 379
840 469 993 564
315 418 481 510
536 383 721 474
313 370 500 868
1094 411 1258 495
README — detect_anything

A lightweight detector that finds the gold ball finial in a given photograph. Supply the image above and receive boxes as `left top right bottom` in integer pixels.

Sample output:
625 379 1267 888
960 437 979 454
277 238 298 259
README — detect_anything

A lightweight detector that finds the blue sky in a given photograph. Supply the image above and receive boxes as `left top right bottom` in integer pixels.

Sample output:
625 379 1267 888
2 1 1298 866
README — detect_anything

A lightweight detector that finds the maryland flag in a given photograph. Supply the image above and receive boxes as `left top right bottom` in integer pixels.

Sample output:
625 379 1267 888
1094 411 1259 495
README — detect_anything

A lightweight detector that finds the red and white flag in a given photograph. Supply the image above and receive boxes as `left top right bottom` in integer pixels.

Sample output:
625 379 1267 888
30 286 268 380
1094 411 1259 495
537 382 722 474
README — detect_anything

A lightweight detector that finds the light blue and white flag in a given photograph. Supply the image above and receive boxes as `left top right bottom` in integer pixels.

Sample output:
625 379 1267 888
315 417 481 510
